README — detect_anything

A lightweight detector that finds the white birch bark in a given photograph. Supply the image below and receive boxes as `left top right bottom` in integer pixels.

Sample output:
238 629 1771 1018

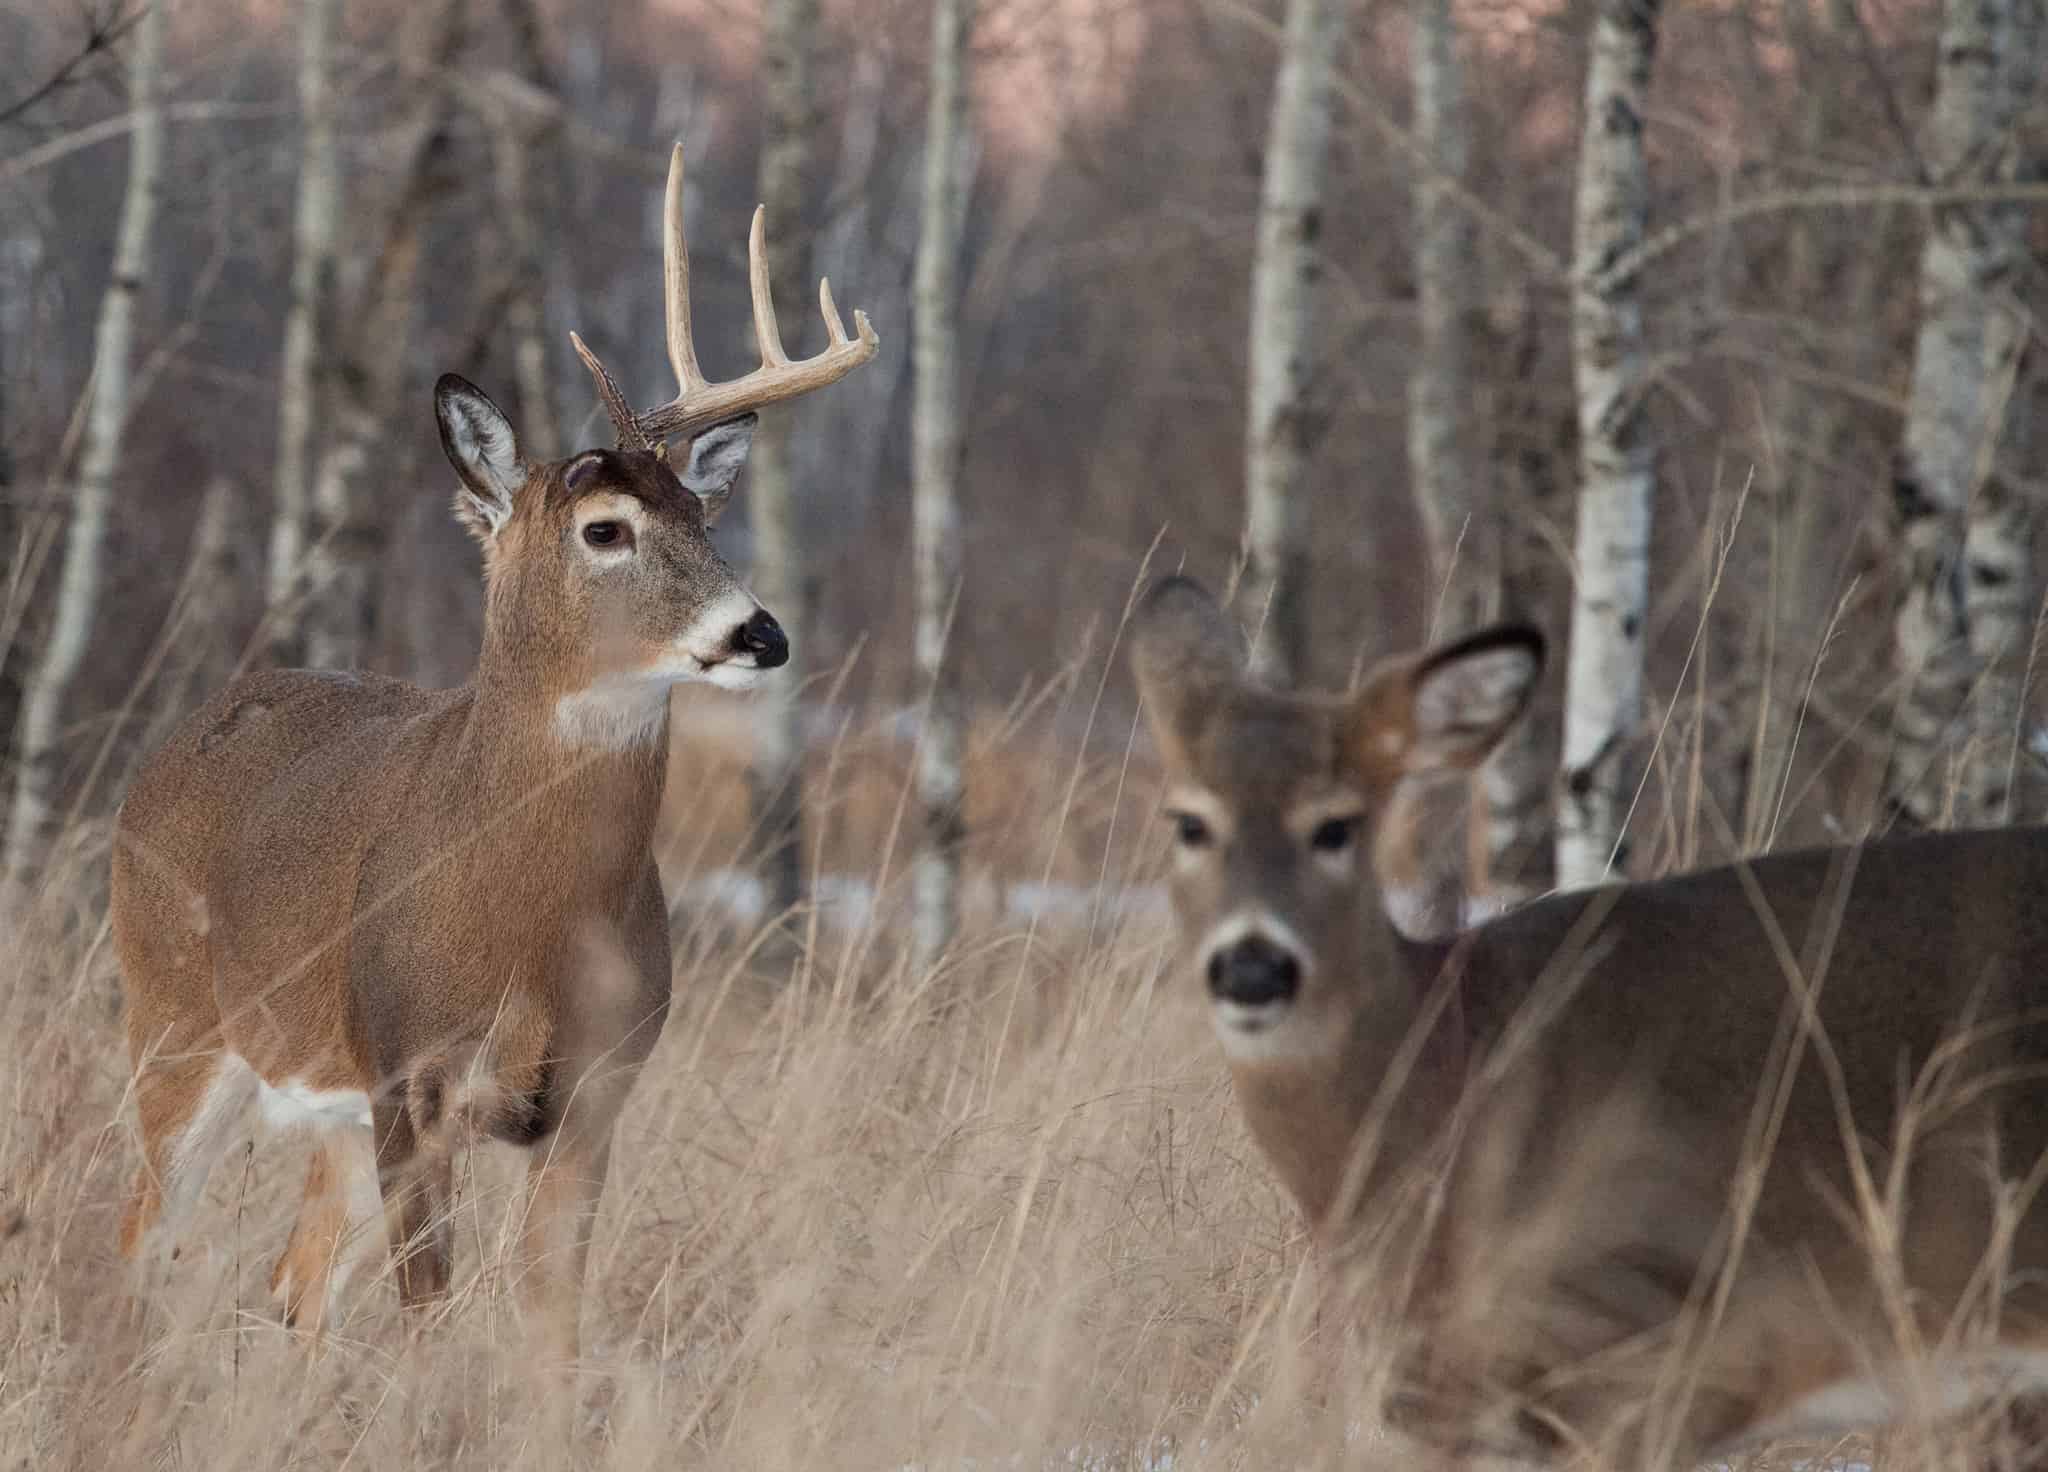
748 0 820 928
299 0 464 671
1887 0 2042 826
1409 0 1487 640
0 235 22 788
1555 0 1661 890
1409 0 1549 919
493 0 560 462
265 0 339 660
1966 324 2033 824
486 118 559 462
4 0 168 885
797 42 913 539
1477 286 1562 901
1242 0 1344 687
1963 0 2044 824
161 476 240 727
1744 0 1867 851
912 0 975 968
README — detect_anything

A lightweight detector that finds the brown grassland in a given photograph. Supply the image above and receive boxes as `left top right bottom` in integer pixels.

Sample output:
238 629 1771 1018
0 671 2030 1471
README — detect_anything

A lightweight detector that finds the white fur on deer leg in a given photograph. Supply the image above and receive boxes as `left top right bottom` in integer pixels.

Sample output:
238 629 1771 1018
256 1073 374 1132
323 1129 387 1303
166 1052 259 1204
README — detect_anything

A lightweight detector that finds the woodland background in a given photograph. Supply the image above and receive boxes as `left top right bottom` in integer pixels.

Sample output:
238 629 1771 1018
3 0 2046 1466
8 0 2043 927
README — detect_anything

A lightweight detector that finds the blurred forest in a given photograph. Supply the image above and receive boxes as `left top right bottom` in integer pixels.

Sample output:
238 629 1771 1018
3 0 2045 931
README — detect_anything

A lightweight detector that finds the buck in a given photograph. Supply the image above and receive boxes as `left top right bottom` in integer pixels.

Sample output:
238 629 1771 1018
110 146 876 1361
1132 575 2048 1466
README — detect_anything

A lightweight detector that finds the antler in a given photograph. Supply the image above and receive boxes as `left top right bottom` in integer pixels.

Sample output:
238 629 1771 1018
569 143 881 456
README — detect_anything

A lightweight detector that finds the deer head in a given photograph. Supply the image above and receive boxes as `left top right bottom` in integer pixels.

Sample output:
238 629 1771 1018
1129 576 1542 1062
436 143 879 751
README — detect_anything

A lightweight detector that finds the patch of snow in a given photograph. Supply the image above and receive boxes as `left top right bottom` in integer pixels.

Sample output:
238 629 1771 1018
1004 880 1168 930
813 873 878 931
670 867 1167 940
670 867 768 928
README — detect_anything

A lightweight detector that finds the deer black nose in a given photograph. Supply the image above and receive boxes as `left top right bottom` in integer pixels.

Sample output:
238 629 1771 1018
1206 934 1301 1007
734 608 788 668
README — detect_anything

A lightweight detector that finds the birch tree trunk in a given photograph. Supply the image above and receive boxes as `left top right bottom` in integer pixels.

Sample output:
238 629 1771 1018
1241 0 1344 687
0 312 18 809
1408 0 1553 920
1409 0 1487 641
298 0 465 671
1474 290 1564 896
1967 324 2034 824
1886 0 2043 826
1963 0 2044 825
161 477 241 729
749 0 820 930
1555 0 1661 890
493 0 560 461
1744 0 1873 852
265 0 340 662
3 0 167 886
912 0 975 968
796 41 915 550
0 179 46 807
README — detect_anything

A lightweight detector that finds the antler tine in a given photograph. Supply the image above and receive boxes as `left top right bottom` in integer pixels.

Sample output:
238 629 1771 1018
819 284 876 360
566 144 880 457
747 207 789 368
616 149 880 444
820 279 847 346
819 280 879 355
569 331 653 453
663 143 708 396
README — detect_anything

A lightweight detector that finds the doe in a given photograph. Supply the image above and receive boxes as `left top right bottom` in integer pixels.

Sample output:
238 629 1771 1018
111 146 876 1361
1133 574 2048 1467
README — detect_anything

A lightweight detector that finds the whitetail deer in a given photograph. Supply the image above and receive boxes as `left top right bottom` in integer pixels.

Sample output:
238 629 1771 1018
111 146 876 1362
1132 575 2048 1467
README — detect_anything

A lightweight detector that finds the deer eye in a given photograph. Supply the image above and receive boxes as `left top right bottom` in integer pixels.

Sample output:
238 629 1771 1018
582 520 628 549
1171 812 1213 848
1309 816 1360 853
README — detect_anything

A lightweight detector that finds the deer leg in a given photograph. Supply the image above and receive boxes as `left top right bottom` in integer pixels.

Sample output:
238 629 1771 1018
270 1127 381 1331
373 1090 452 1313
518 1111 615 1369
119 1048 257 1268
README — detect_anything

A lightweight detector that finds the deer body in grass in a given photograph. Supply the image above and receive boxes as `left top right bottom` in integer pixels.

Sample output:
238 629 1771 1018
111 146 876 1358
1132 575 2048 1467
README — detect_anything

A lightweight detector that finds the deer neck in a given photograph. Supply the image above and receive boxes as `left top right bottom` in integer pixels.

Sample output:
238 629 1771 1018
459 634 672 884
1225 916 1467 1241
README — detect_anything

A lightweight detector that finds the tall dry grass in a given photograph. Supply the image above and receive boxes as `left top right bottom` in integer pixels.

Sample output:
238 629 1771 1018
0 647 2030 1472
0 695 1332 1471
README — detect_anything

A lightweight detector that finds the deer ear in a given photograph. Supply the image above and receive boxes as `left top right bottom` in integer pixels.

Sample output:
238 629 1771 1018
1349 625 1543 782
677 413 758 525
436 374 527 540
1130 576 1248 767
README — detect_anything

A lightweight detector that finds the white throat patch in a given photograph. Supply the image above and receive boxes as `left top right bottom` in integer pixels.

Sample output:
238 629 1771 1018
554 677 675 752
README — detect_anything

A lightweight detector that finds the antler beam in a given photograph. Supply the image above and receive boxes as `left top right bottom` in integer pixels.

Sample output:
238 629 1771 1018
570 143 881 454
